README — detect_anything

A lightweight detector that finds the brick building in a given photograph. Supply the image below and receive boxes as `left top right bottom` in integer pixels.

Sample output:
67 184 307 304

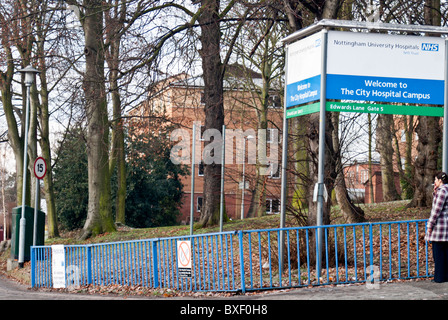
129 67 283 223
343 160 402 204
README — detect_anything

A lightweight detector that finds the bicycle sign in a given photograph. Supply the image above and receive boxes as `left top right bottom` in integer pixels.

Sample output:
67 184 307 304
34 157 47 180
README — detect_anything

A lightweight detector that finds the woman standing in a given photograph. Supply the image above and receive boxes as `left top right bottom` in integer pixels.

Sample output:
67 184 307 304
426 172 448 283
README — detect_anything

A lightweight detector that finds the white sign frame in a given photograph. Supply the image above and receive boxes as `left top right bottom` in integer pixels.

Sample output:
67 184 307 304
285 29 447 112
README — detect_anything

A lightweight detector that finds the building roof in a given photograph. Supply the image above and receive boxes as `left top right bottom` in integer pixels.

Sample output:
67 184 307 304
168 63 265 90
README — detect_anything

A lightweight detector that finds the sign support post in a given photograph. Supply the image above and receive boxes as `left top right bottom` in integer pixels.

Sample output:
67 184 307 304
33 157 46 246
33 181 40 246
315 29 328 280
190 123 196 236
443 38 448 173
219 124 225 233
279 49 289 276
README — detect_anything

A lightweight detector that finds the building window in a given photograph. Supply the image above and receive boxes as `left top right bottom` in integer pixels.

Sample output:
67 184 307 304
266 198 280 214
200 92 205 104
268 95 281 108
197 196 203 212
270 163 280 179
360 170 369 184
347 170 355 184
198 161 204 176
199 125 205 141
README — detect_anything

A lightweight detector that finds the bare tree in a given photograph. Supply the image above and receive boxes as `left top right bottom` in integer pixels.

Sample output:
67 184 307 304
408 0 443 207
68 0 116 239
332 112 365 223
0 0 31 209
232 6 286 218
281 0 342 226
279 0 343 265
104 0 126 225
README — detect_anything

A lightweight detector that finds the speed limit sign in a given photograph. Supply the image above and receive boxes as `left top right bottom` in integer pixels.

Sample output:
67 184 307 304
34 157 47 180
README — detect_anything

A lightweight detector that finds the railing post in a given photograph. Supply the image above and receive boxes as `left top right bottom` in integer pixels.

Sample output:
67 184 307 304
87 245 92 285
238 230 246 293
152 239 159 288
369 223 374 284
30 246 36 288
369 223 374 265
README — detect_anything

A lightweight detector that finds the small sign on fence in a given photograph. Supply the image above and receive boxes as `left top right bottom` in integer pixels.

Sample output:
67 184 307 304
177 240 192 278
51 245 66 288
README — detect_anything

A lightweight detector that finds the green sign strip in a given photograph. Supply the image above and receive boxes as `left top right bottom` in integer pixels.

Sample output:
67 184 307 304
286 102 320 119
286 101 444 118
326 102 444 117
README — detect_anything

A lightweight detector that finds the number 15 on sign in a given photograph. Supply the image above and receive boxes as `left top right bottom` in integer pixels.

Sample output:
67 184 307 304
34 157 47 180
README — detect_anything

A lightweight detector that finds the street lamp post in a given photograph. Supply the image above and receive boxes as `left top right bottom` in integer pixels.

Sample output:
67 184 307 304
240 135 254 220
17 65 40 268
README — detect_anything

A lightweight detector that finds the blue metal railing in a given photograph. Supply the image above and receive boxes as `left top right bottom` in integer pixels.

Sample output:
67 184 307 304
31 219 433 292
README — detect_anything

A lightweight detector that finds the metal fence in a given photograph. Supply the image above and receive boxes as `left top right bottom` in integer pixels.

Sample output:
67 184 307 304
31 219 433 292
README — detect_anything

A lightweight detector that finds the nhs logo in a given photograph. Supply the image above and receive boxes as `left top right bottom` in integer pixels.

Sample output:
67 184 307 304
421 43 439 51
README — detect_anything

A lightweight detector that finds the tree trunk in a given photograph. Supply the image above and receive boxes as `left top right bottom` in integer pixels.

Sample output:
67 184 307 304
291 116 308 223
376 114 400 201
197 0 225 227
331 112 365 223
248 40 270 218
109 88 126 226
105 1 126 226
409 116 441 207
38 78 59 238
283 0 342 269
0 52 27 207
0 9 31 208
248 123 268 218
403 115 415 199
368 113 374 203
247 127 267 219
306 112 335 227
408 0 441 208
35 25 59 237
80 0 115 239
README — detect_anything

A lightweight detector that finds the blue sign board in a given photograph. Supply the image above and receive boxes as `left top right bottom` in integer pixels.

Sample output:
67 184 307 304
326 74 444 105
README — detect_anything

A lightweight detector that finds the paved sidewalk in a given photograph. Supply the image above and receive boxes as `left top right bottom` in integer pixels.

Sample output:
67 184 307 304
1 272 446 300
246 279 448 300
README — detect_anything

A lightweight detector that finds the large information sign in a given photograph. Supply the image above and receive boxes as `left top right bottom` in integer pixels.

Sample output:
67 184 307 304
285 30 446 118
